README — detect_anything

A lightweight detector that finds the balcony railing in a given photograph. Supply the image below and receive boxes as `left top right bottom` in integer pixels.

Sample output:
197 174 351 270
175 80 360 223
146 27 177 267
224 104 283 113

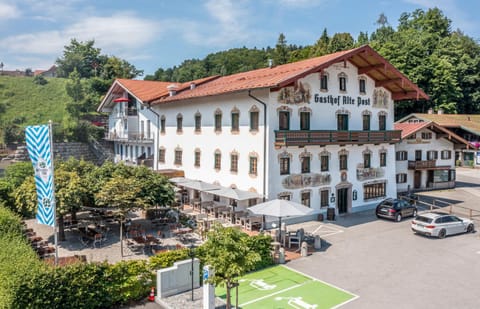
104 131 154 143
274 130 401 147
408 160 436 169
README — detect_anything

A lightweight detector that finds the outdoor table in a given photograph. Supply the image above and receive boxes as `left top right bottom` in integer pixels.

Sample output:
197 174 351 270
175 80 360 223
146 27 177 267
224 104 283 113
172 227 192 235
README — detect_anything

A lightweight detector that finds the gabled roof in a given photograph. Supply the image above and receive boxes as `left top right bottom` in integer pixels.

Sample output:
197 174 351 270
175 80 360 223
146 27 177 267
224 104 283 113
150 45 428 105
394 121 473 148
397 113 480 136
98 45 428 111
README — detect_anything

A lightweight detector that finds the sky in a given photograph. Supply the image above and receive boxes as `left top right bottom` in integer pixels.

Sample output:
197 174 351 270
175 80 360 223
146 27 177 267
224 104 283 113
0 0 479 76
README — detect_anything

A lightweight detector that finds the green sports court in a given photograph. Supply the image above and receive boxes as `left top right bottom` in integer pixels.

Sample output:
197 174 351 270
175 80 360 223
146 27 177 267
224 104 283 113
216 265 358 308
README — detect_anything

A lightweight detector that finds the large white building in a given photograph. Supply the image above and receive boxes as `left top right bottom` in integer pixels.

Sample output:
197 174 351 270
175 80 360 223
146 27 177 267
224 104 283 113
98 45 428 216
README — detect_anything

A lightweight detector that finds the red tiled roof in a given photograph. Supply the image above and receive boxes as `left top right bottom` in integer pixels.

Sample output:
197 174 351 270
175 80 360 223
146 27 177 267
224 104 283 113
405 113 480 135
116 79 174 102
394 122 431 139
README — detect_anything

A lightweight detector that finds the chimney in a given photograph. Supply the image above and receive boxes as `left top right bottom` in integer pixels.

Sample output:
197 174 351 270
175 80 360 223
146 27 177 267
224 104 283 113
427 108 433 114
268 59 273 68
190 82 196 90
167 84 178 96
437 108 444 114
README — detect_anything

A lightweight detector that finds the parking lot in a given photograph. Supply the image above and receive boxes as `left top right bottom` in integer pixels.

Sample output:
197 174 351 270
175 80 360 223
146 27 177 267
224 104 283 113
289 167 480 309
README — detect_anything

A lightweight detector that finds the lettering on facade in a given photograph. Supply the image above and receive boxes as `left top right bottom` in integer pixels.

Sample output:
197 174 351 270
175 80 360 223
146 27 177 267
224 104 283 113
313 94 371 107
277 81 311 104
356 167 385 181
282 173 331 189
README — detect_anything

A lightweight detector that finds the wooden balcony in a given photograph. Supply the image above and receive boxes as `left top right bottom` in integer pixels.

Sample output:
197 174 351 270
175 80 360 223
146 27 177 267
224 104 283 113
408 160 436 170
274 130 401 147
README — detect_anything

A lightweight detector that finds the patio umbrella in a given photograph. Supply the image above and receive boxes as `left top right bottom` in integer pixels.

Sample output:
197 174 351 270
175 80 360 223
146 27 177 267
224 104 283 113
248 199 315 242
181 180 221 191
207 186 263 201
169 177 196 184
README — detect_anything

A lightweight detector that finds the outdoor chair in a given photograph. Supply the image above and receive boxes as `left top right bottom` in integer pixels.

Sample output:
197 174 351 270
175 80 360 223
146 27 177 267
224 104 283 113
93 233 103 248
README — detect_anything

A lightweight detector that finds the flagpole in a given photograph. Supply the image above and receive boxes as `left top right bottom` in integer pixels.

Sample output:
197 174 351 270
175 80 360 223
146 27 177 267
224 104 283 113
49 120 58 266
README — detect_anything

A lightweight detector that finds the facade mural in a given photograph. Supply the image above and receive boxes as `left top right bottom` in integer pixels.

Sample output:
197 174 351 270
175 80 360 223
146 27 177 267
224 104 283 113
282 173 331 189
356 167 385 181
372 89 389 108
277 81 311 104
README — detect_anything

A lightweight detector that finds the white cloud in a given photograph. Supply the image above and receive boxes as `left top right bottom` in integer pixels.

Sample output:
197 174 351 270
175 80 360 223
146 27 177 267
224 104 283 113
0 2 20 19
171 0 251 47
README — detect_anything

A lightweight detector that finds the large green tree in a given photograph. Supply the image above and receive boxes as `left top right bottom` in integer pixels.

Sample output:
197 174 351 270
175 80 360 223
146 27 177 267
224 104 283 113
197 225 261 309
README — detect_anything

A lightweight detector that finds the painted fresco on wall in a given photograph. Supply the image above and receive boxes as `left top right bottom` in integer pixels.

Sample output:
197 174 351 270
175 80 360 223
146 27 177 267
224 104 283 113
282 173 331 189
356 167 385 181
372 89 389 108
277 81 311 104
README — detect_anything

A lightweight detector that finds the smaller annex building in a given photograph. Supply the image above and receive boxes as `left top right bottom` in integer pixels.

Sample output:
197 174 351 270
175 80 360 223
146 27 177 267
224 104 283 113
394 121 472 193
398 111 480 165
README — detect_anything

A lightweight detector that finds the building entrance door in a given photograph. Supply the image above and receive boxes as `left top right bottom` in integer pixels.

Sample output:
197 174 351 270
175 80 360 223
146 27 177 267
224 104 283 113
337 188 349 214
414 171 421 189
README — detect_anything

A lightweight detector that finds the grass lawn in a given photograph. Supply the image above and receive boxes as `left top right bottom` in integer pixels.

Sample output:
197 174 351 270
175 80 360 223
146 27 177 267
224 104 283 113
216 265 357 308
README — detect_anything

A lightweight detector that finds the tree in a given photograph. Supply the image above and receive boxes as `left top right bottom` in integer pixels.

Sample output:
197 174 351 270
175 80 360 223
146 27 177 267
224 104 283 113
12 176 37 218
273 33 289 65
132 166 175 207
65 69 85 119
197 225 261 309
328 33 354 52
101 56 143 81
95 176 146 256
56 39 102 78
311 28 330 57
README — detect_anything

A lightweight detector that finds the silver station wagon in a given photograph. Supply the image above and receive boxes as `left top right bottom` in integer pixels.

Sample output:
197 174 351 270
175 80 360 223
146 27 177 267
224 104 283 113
411 212 475 238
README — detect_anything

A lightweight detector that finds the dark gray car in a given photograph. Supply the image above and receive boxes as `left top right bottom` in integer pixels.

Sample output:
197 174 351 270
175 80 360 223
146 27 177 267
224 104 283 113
375 198 417 222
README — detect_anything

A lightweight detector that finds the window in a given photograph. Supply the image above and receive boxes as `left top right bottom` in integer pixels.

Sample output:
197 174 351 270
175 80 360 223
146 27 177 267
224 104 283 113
215 111 222 132
320 73 328 91
362 114 370 131
301 191 311 207
279 111 290 130
339 154 348 170
213 195 220 202
320 155 329 172
231 153 238 172
280 157 290 175
174 149 182 165
214 151 221 170
176 114 182 133
396 151 408 161
396 173 407 183
415 150 422 161
158 148 165 163
300 112 310 130
359 78 366 94
301 156 310 173
421 132 432 139
339 73 347 92
194 150 201 167
363 153 371 168
380 152 387 167
160 116 166 134
407 134 416 140
250 111 259 131
140 120 144 136
320 189 329 207
441 150 452 160
146 120 151 139
231 110 239 132
363 182 386 200
337 114 349 130
249 156 258 175
427 150 438 160
195 113 201 132
379 114 386 131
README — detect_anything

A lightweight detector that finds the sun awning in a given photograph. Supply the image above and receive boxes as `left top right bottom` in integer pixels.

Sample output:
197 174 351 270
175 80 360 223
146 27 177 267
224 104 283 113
205 186 263 201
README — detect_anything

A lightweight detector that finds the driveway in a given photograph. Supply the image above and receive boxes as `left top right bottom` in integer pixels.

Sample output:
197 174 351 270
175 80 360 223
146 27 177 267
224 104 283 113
288 168 480 309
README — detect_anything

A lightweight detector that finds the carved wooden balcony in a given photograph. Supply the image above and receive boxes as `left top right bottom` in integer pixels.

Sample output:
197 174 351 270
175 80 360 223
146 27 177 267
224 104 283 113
274 130 401 147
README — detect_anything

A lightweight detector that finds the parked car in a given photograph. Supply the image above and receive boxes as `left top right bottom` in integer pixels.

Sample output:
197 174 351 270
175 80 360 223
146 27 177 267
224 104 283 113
375 198 417 222
411 212 475 238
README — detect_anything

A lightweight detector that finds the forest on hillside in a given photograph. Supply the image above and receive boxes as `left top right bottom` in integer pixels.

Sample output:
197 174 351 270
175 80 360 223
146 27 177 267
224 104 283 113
144 8 480 119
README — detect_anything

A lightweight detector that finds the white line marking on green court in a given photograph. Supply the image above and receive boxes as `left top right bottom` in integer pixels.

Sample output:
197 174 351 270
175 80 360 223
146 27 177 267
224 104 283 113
239 280 311 307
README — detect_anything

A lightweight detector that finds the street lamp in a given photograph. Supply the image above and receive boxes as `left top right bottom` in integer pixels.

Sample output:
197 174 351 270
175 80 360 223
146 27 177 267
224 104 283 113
189 244 196 301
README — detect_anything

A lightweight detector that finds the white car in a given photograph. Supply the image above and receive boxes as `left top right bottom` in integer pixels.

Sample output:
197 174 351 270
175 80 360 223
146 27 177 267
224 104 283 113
411 212 475 238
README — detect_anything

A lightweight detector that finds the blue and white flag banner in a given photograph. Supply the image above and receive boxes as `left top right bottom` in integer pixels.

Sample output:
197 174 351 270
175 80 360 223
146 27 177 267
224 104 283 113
25 125 55 227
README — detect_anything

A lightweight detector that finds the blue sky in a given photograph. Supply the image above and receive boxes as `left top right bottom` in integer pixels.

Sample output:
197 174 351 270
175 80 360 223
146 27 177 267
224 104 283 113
0 0 479 76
